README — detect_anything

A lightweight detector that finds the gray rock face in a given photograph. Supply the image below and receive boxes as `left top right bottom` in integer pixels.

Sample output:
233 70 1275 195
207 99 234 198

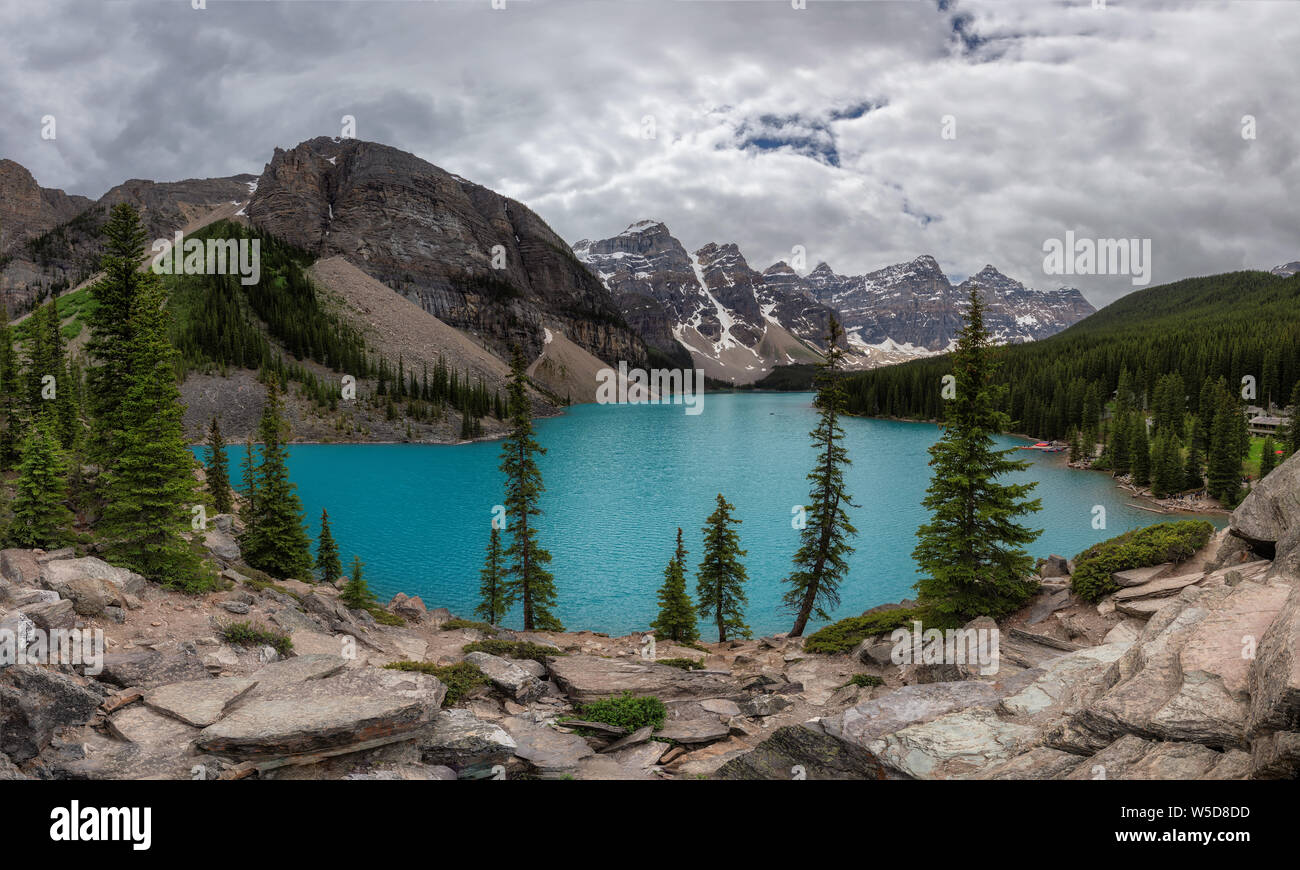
1248 583 1300 735
465 651 546 702
874 707 1040 779
40 557 145 617
0 549 41 586
547 655 739 704
500 715 593 777
0 665 102 763
145 677 258 727
247 137 644 367
420 708 516 774
1065 733 1249 780
821 681 1003 748
1232 450 1300 551
713 724 889 781
99 650 212 689
196 667 446 764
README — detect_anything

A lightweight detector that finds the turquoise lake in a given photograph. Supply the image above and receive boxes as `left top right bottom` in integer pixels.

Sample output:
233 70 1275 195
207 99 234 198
203 392 1225 636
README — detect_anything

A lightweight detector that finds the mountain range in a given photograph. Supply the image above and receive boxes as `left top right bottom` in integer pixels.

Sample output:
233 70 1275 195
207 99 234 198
575 221 1096 383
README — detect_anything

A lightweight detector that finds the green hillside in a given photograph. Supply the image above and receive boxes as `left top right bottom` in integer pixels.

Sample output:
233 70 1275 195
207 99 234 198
843 269 1300 440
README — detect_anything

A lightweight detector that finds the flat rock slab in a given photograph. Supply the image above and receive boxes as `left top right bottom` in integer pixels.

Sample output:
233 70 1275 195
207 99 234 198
196 667 445 764
548 655 739 704
1115 597 1170 619
466 651 546 702
1112 563 1176 588
1065 733 1249 780
600 725 654 754
655 718 730 745
1112 573 1203 602
608 739 669 770
100 650 212 689
146 677 258 727
822 681 1003 748
247 654 347 694
1025 589 1073 626
108 705 201 747
500 716 593 776
1000 642 1130 718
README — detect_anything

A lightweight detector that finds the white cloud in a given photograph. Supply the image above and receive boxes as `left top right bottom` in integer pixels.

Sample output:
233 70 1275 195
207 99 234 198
0 0 1295 307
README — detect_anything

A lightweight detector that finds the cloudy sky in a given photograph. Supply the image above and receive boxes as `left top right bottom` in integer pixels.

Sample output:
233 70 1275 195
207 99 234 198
2 0 1297 307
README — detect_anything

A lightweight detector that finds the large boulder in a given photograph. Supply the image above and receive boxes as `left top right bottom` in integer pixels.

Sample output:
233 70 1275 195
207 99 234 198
1231 449 1300 552
821 681 1003 749
196 667 446 767
547 655 738 704
0 665 102 764
0 549 41 586
41 557 145 599
1248 583 1300 736
872 707 1040 779
713 723 890 780
420 709 516 775
99 650 212 689
500 715 593 778
145 677 259 727
1064 733 1250 780
465 651 545 703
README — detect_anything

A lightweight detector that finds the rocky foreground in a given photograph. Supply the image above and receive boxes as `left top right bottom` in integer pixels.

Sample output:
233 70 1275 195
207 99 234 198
2 454 1298 781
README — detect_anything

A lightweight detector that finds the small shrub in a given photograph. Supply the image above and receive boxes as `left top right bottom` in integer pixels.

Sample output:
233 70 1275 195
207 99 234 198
462 639 563 664
845 673 884 688
1071 520 1215 602
385 660 486 706
571 692 666 732
657 657 704 670
219 620 293 657
442 618 498 635
803 608 918 655
367 606 405 626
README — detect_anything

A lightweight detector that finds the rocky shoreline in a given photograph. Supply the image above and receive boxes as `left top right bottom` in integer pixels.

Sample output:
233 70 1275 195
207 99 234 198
2 452 1297 781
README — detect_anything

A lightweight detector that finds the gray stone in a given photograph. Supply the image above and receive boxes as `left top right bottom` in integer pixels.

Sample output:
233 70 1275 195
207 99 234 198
547 654 739 704
1112 563 1174 588
1248 583 1300 735
500 715 594 777
1041 554 1070 578
655 717 729 745
873 707 1039 779
420 708 516 773
466 651 546 702
1230 449 1300 548
41 557 145 598
0 549 41 586
0 665 102 763
220 601 250 615
822 681 1003 748
145 677 258 727
99 650 212 689
197 667 446 765
18 598 75 631
739 693 793 717
714 724 889 780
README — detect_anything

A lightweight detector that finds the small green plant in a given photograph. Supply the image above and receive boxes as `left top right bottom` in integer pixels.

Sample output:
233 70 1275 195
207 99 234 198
1070 520 1215 602
219 620 293 657
657 657 704 670
570 692 667 732
462 639 563 664
844 673 884 688
367 606 405 626
385 660 487 706
803 608 917 655
442 618 499 635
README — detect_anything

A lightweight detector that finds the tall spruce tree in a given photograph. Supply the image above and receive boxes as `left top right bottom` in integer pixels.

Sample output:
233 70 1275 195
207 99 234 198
1208 386 1244 505
7 420 73 549
784 315 857 637
86 203 149 462
1287 380 1300 455
1130 415 1151 486
476 525 508 625
498 346 562 631
912 287 1042 626
205 417 233 514
315 508 342 584
651 527 698 643
696 493 750 642
1259 436 1278 480
97 271 210 590
1184 418 1206 491
0 305 20 469
240 382 313 579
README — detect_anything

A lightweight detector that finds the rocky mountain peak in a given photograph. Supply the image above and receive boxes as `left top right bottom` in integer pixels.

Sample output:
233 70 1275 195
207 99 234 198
0 159 93 254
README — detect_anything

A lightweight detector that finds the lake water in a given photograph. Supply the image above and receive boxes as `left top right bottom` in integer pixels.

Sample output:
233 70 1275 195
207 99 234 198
204 393 1225 636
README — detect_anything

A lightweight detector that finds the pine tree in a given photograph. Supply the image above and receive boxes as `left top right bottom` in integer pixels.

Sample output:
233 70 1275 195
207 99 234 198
1151 431 1183 498
85 203 150 462
340 555 376 610
1184 421 1206 491
651 527 698 643
912 287 1042 627
1208 387 1243 505
476 525 508 625
0 305 21 469
1287 380 1300 455
1259 436 1278 480
96 271 211 590
1110 411 1131 476
784 315 857 637
204 417 233 514
315 508 342 584
7 420 73 549
696 493 750 642
239 436 257 516
499 346 562 631
1130 415 1151 486
240 382 313 579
